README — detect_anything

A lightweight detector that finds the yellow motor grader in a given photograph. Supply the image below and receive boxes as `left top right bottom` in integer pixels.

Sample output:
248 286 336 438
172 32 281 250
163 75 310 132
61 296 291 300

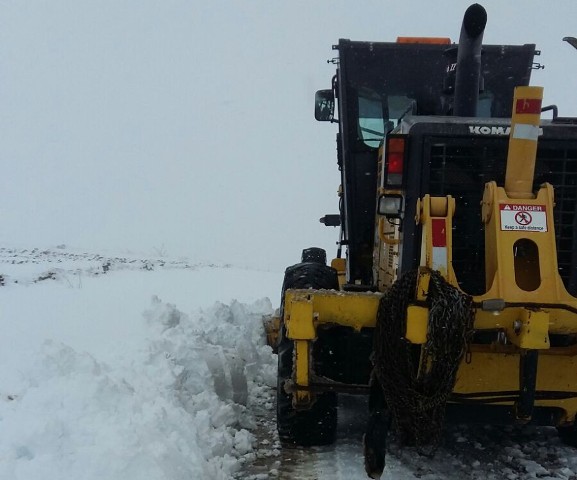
268 4 577 475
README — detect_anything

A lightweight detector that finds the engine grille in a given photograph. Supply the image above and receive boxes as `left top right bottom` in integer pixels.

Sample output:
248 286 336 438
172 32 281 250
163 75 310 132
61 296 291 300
427 137 577 295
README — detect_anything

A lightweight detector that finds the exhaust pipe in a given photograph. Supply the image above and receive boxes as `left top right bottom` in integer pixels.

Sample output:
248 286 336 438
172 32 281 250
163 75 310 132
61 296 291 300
453 4 487 117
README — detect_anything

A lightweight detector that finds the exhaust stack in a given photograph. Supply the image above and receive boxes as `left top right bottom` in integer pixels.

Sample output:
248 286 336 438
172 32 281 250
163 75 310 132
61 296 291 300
453 4 487 117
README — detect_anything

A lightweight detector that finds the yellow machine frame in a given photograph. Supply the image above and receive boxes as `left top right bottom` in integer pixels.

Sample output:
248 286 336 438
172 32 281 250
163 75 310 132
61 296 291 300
280 86 577 425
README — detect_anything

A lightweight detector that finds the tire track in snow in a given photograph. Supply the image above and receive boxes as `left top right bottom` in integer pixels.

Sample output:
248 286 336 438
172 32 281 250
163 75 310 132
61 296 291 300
240 394 370 479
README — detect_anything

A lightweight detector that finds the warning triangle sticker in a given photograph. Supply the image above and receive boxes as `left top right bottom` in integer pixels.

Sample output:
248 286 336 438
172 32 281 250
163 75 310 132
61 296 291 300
504 205 511 210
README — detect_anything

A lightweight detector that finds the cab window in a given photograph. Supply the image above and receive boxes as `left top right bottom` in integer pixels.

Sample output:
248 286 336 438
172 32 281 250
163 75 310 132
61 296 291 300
358 91 415 148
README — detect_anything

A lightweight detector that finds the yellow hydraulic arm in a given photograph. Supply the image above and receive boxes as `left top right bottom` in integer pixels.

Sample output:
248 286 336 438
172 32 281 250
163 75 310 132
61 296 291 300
411 86 577 424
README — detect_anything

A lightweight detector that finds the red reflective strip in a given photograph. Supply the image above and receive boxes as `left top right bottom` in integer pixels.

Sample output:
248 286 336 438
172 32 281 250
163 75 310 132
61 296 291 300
515 98 542 115
432 219 446 247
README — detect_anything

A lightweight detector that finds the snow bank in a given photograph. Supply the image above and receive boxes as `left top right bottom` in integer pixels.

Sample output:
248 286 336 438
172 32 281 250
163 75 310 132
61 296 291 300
0 294 276 480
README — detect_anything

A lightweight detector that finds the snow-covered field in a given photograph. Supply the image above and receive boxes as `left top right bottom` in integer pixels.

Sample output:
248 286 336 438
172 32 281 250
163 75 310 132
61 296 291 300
0 246 281 479
3 246 577 480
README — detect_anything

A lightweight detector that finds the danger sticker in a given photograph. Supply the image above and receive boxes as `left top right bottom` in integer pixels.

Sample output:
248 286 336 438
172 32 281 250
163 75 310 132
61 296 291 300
499 204 547 232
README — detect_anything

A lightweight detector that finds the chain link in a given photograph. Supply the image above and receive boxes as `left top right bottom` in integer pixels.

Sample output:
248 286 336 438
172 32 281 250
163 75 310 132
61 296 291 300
372 269 475 454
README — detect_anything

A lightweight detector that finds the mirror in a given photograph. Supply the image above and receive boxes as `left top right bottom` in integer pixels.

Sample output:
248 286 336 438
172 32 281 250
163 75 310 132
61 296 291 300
319 214 341 227
315 90 335 122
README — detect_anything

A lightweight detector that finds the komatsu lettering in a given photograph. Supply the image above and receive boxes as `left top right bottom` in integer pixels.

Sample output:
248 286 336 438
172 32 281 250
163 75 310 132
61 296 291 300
469 126 511 135
468 125 544 136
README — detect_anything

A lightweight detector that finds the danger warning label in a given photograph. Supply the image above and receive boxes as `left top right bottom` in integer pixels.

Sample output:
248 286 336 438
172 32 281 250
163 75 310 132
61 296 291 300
499 204 547 232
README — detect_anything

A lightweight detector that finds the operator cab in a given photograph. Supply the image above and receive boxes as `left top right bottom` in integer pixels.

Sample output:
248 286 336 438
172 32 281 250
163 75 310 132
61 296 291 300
315 37 536 288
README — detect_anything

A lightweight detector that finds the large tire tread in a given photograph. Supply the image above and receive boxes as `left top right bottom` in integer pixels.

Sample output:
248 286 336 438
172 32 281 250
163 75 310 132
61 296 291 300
276 257 339 446
277 332 337 446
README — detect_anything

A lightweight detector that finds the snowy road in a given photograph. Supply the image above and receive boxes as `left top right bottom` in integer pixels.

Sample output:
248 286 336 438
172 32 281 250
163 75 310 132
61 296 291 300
242 391 577 480
2 246 577 479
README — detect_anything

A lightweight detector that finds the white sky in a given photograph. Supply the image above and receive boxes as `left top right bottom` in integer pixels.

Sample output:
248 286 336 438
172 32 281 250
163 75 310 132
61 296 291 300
1 0 577 270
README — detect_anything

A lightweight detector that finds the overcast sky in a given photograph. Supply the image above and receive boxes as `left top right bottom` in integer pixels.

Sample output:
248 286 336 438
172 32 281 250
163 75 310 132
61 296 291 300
1 1 577 270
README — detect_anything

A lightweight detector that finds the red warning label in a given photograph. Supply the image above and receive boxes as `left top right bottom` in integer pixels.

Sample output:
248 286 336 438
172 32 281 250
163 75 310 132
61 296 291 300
499 204 547 232
515 98 542 115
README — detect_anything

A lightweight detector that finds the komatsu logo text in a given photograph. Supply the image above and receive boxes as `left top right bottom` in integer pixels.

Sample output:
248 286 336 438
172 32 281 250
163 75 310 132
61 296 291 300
469 126 511 135
468 125 544 136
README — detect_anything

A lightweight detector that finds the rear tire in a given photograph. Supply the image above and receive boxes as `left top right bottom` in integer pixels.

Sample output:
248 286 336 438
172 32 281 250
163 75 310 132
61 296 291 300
276 259 339 446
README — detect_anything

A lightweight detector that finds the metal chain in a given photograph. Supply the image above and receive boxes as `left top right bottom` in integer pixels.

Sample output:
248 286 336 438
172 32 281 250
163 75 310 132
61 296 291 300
372 269 475 454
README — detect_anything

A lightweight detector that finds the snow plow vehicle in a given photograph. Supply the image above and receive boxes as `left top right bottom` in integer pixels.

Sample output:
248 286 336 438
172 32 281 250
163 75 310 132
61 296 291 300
269 4 577 476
